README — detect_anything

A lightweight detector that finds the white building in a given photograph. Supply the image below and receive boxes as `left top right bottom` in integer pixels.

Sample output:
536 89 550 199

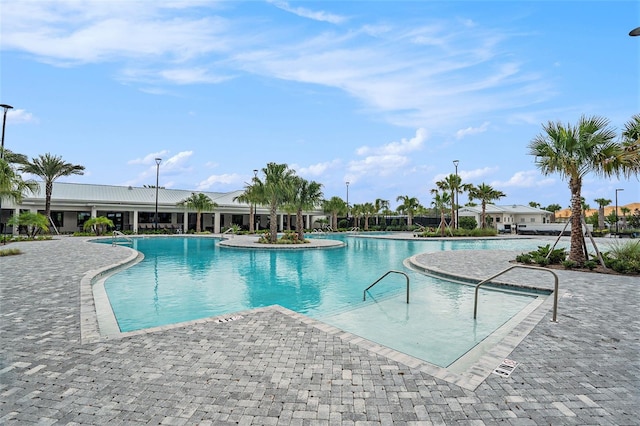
0 182 324 235
458 204 553 233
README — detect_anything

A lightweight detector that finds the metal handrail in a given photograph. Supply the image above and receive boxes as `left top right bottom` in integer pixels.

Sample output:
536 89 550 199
473 265 559 322
112 231 133 246
363 270 410 304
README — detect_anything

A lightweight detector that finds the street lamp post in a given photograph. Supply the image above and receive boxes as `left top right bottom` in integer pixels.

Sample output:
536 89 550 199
345 181 350 223
154 158 162 231
453 160 459 229
0 104 13 160
251 169 258 233
615 188 624 236
630 27 640 36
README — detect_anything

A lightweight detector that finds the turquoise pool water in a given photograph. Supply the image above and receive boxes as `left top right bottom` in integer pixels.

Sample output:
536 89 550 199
101 235 548 366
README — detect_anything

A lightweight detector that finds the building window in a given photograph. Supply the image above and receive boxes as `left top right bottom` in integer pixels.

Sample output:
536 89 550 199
78 212 91 227
520 218 525 223
40 210 64 227
496 217 501 223
530 218 536 223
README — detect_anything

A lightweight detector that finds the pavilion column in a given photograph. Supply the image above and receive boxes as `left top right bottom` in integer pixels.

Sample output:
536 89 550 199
214 212 221 234
133 210 139 234
183 211 188 233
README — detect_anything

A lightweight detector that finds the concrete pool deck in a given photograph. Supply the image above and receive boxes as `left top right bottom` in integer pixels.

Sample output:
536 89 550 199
1 235 638 424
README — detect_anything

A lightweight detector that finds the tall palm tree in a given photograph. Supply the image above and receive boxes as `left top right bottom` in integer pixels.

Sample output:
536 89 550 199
395 195 421 227
468 183 506 229
430 189 451 236
593 198 611 230
177 192 218 233
620 206 631 230
528 115 637 265
255 163 297 243
234 176 263 233
292 177 323 240
19 153 85 230
322 196 347 231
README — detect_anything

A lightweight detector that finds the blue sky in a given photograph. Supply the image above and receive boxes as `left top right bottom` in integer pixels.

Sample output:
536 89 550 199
1 0 638 210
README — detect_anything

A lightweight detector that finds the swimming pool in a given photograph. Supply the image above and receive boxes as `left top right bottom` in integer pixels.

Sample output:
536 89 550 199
99 235 551 367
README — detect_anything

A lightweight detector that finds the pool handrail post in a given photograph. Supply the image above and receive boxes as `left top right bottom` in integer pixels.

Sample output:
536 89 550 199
363 270 410 304
473 264 558 322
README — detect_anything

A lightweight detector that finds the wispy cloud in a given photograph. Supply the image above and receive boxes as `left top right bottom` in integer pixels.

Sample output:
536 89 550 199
5 109 36 124
492 170 555 188
197 173 243 191
357 128 428 156
267 0 347 24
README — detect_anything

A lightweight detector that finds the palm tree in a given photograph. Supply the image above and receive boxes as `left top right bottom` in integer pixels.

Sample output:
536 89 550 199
593 198 611 230
374 198 389 227
19 153 85 231
177 193 218 233
529 201 541 208
83 216 114 236
350 203 363 229
436 174 470 229
7 211 49 238
620 206 631 230
255 163 297 243
528 115 638 265
395 195 421 227
361 202 376 231
292 177 323 240
234 176 263 233
468 183 506 229
0 158 38 205
430 189 451 236
322 196 347 231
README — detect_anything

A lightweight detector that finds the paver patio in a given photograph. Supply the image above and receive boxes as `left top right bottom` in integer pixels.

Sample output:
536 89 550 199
1 236 638 425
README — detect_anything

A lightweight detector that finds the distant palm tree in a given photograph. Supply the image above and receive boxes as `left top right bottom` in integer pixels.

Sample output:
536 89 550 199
430 189 451 236
468 183 506 229
593 198 611 230
395 195 421 227
177 193 218 233
620 206 631 230
374 198 389 226
361 202 376 231
255 163 297 243
436 174 470 229
529 201 541 208
20 153 85 231
528 115 637 265
292 177 323 240
234 176 263 233
322 196 347 231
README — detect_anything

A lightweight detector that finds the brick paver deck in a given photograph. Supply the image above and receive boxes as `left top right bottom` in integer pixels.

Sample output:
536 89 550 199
1 236 638 425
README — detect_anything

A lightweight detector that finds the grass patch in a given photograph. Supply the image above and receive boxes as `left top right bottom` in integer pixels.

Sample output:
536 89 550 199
0 248 22 256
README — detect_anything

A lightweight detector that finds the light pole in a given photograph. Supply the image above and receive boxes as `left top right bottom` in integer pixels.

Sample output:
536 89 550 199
345 181 350 222
615 188 623 236
630 27 640 36
0 104 13 160
251 169 258 232
154 158 162 231
453 160 459 229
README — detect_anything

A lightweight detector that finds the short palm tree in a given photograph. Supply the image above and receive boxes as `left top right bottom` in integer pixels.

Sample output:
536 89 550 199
19 153 85 231
0 158 39 205
468 183 506 229
7 211 49 238
177 193 218 233
528 115 638 265
430 189 451 236
395 195 421 227
322 196 347 231
83 216 114 236
593 198 611 230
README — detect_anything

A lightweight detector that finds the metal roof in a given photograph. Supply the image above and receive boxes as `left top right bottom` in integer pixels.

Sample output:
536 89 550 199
459 204 552 215
24 182 248 208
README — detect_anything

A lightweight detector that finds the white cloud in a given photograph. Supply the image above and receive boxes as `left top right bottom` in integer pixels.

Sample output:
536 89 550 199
357 128 428 156
268 0 347 24
294 160 341 177
127 151 170 165
491 170 555 188
196 173 242 190
455 121 490 139
5 109 36 124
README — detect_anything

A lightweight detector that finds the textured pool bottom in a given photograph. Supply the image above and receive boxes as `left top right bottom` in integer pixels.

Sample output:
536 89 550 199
83 253 557 391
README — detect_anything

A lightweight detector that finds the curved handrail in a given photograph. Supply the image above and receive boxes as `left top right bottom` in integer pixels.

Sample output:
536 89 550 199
473 265 559 322
363 270 410 304
112 230 133 246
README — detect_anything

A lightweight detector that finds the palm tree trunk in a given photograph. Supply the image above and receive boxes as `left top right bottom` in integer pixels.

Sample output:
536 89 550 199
481 201 486 229
269 204 278 243
296 209 304 240
569 179 586 265
196 212 201 233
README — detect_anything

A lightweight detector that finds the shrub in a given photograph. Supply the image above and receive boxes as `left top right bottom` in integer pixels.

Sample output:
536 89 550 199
583 260 597 270
562 260 577 269
0 248 21 256
515 253 533 264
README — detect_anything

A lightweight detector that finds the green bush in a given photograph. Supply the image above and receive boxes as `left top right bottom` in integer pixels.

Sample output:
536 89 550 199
0 248 21 256
562 260 577 269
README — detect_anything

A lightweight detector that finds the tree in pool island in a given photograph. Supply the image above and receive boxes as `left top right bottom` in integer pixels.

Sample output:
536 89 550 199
528 115 640 265
255 163 297 243
291 176 323 241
